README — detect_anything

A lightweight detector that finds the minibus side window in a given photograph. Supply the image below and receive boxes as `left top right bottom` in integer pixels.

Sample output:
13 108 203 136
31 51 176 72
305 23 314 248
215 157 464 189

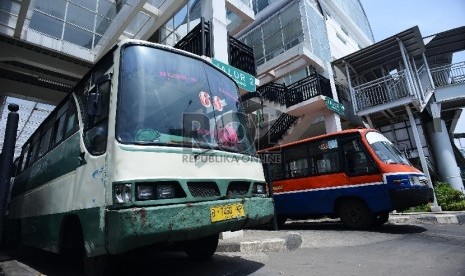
308 139 341 175
283 145 308 178
342 139 377 176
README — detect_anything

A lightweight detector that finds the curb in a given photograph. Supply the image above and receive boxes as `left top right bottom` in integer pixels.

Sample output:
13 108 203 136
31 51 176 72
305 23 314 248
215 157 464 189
389 212 465 224
217 232 302 253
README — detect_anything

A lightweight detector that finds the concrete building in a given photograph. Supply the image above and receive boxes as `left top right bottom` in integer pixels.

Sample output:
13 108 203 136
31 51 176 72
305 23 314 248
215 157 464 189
0 0 464 191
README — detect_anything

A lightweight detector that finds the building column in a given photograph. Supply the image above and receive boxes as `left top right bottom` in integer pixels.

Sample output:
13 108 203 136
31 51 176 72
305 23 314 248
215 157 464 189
426 119 465 193
201 0 229 62
324 112 341 133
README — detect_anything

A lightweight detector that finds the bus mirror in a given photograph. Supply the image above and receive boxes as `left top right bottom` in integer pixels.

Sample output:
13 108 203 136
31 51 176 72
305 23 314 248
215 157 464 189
87 93 102 116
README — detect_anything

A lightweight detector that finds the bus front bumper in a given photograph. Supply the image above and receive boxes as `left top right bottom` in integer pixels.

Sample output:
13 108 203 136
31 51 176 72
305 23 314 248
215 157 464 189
389 187 434 210
105 197 274 254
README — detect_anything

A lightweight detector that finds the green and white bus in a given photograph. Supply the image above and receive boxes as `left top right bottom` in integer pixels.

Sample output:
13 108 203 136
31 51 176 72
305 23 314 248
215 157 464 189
6 40 274 274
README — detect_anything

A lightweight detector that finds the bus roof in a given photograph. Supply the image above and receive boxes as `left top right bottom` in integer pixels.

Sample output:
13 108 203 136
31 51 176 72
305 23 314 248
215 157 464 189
258 128 375 152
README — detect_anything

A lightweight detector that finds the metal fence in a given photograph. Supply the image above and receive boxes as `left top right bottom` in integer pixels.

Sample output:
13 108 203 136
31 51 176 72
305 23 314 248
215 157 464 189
353 69 410 112
430 62 465 88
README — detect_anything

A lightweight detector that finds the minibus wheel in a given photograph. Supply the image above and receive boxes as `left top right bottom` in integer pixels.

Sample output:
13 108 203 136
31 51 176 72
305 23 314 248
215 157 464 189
185 233 219 261
373 212 389 227
338 199 373 229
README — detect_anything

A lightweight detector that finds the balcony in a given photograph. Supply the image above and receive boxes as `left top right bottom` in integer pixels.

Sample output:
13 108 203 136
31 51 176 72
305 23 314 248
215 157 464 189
258 73 332 109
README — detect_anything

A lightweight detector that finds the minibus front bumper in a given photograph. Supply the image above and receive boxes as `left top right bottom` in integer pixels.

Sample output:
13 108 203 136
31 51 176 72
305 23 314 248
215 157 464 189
389 187 434 210
105 197 274 254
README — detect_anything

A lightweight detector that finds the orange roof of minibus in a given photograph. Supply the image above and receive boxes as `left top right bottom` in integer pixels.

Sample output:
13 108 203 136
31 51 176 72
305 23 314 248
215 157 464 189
258 128 373 152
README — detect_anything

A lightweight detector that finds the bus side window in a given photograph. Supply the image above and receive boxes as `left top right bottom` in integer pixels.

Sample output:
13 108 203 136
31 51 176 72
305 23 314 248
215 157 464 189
18 142 30 173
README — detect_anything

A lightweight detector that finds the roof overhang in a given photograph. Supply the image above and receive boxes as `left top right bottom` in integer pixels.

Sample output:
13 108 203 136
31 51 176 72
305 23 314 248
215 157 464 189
332 26 425 76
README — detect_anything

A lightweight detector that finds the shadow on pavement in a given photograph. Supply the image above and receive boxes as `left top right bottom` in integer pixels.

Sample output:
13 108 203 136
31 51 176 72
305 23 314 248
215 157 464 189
7 246 264 276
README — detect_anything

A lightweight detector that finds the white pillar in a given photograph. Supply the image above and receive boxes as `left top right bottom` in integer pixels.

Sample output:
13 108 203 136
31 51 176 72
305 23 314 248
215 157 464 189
201 0 228 62
324 112 341 133
426 120 465 193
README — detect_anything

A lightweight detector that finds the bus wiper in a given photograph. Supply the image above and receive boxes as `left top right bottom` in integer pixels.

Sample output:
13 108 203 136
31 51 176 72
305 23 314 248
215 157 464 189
194 148 214 160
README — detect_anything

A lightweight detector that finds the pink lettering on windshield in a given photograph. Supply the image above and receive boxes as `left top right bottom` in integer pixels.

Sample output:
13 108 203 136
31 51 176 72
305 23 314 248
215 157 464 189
159 71 197 83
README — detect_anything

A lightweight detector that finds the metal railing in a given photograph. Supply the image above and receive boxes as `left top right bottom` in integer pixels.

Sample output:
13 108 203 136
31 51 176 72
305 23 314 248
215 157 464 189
258 82 287 106
353 69 410 112
174 18 212 57
430 62 465 88
228 35 256 76
257 113 298 149
258 73 332 108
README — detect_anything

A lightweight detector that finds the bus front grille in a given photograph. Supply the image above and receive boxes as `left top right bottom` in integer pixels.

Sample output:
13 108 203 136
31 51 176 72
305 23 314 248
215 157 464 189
187 182 220 197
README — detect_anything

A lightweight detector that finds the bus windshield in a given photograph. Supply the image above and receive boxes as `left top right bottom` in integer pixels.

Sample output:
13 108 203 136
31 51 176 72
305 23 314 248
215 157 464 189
117 45 255 155
366 131 410 165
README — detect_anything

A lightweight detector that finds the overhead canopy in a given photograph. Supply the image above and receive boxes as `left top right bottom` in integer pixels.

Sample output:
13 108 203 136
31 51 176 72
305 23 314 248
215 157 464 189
332 26 425 77
423 26 465 61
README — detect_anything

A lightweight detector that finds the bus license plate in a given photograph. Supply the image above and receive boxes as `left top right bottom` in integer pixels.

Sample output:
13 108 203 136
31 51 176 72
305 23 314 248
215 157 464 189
210 203 245 222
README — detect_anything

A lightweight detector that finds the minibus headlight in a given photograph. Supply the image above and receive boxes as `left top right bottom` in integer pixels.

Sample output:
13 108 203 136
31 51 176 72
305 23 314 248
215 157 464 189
157 184 175 199
114 183 132 203
137 185 156 200
410 176 421 186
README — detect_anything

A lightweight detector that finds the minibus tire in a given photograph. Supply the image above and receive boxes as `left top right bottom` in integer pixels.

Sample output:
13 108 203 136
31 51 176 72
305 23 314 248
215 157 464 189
372 212 389 227
185 233 219 262
338 199 373 229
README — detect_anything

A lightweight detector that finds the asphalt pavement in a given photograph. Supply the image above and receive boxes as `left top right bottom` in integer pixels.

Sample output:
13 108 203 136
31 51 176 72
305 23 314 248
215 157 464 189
0 211 464 275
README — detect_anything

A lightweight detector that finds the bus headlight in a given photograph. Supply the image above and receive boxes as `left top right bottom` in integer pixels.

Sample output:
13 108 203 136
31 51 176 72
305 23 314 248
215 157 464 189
114 183 132 203
137 185 156 200
253 182 268 196
157 184 175 199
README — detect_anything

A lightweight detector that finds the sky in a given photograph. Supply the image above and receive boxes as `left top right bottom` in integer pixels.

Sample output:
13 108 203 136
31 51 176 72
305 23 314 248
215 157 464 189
360 0 465 146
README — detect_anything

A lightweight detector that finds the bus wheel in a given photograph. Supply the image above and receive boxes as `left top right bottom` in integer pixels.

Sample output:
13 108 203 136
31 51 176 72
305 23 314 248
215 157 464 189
338 199 373 230
373 212 389 227
185 234 219 262
83 254 111 276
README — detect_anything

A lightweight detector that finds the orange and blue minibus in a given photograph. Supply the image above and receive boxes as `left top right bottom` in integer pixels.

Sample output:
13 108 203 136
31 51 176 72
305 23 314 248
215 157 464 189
259 128 434 229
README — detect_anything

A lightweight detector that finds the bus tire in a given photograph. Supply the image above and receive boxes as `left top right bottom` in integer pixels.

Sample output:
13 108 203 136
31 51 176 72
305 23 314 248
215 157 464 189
61 216 114 275
373 212 389 227
185 233 219 262
338 199 373 230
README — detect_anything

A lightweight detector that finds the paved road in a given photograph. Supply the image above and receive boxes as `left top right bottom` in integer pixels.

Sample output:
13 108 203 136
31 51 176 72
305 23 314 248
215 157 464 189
3 222 464 276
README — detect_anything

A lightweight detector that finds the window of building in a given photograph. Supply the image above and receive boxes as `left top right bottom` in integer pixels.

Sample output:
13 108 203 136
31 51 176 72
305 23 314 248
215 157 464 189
29 0 117 50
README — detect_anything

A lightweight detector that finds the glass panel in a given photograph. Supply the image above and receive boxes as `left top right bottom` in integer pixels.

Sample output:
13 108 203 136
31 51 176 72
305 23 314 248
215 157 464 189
95 15 111 35
0 1 21 15
264 31 282 59
93 34 102 47
262 16 279 38
98 0 116 19
282 19 302 43
34 0 66 19
67 2 95 31
72 0 97 11
280 3 299 26
125 12 149 36
29 12 63 39
63 23 93 49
